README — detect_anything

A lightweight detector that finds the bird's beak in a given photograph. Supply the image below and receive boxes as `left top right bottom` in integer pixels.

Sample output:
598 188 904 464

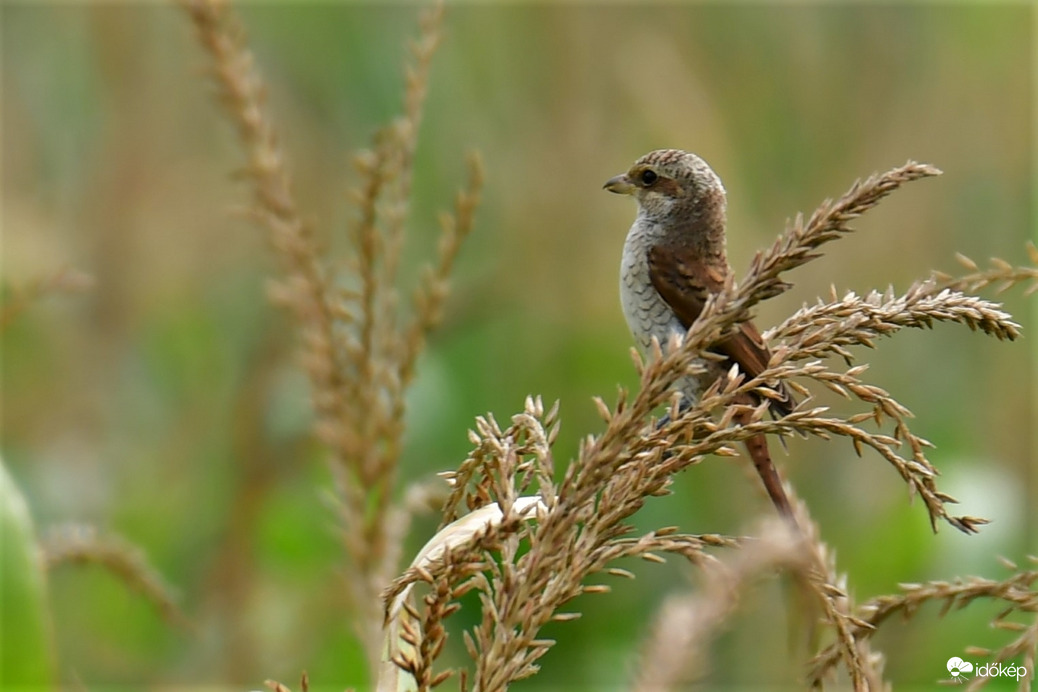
603 173 635 195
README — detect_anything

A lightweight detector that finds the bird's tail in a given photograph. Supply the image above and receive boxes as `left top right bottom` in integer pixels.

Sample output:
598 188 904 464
656 399 797 525
742 426 796 524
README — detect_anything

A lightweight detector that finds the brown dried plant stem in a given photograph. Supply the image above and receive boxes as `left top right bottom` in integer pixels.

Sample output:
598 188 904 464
183 0 479 676
810 561 1038 690
632 518 808 692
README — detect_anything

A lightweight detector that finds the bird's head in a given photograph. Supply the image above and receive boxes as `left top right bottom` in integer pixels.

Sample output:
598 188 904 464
604 149 726 227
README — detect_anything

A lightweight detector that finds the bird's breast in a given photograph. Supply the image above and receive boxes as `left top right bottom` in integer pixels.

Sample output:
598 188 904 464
619 221 687 353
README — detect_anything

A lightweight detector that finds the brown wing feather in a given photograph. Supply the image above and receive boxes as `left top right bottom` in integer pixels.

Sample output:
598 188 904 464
647 245 792 416
646 244 716 326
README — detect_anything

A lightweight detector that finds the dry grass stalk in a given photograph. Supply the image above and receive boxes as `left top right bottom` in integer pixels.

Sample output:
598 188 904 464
0 266 94 333
809 557 1038 690
179 0 327 320
264 671 311 692
181 0 480 673
632 518 808 692
381 162 1031 691
43 523 189 630
382 497 545 692
792 499 887 691
935 242 1038 295
730 162 943 319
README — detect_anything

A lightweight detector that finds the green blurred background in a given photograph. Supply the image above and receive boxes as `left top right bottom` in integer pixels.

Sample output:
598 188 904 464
2 3 1035 690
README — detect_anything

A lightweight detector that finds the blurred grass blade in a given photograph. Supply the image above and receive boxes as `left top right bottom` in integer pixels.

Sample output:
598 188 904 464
0 457 54 688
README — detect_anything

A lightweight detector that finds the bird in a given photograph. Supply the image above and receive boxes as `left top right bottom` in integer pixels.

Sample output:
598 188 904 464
604 148 795 521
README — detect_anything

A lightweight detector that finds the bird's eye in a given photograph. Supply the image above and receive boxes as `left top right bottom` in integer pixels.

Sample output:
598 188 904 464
640 169 658 186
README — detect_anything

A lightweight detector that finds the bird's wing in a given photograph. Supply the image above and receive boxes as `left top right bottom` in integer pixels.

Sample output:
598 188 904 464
646 244 723 327
647 244 792 416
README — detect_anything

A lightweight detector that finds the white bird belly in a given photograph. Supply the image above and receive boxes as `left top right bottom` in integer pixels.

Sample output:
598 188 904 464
618 222 705 402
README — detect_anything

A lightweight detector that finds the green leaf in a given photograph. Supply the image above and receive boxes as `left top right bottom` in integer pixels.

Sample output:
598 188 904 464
0 458 54 689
